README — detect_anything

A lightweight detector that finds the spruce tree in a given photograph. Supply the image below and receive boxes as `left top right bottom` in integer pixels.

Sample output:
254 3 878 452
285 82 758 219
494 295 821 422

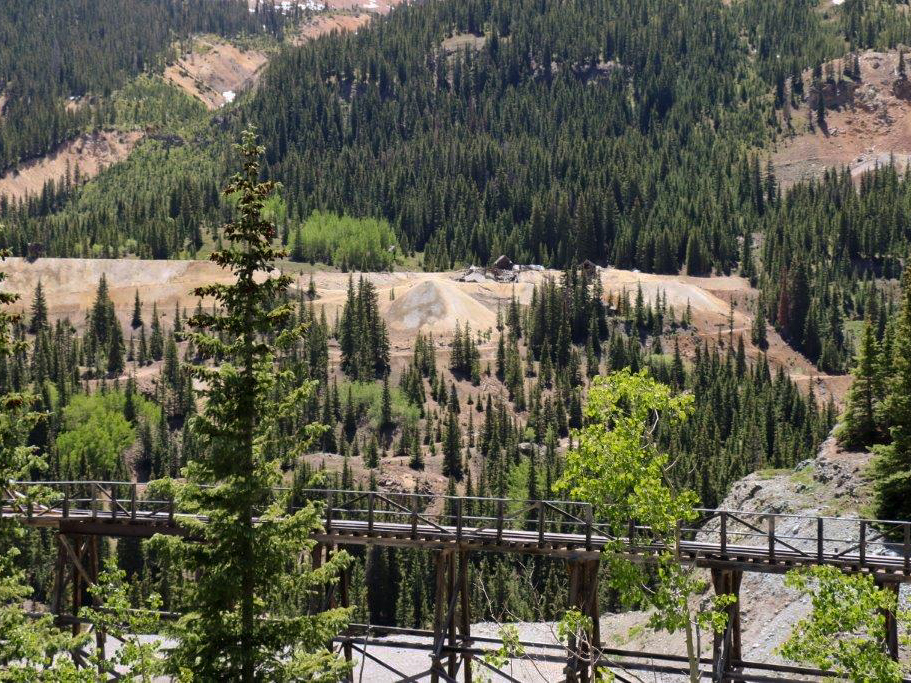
380 372 393 430
28 279 48 334
751 298 768 350
840 320 882 449
149 303 164 361
131 289 143 329
106 322 125 376
152 130 351 681
409 429 424 470
442 408 463 479
873 268 911 521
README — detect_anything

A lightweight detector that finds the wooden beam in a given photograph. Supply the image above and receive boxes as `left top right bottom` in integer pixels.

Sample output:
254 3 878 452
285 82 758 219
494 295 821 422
458 550 472 683
877 579 900 661
566 560 581 683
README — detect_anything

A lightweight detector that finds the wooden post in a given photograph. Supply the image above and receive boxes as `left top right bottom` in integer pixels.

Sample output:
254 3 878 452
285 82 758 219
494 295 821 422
720 512 727 556
458 550 472 683
447 551 458 679
71 535 83 638
767 515 776 564
52 535 67 621
130 483 137 521
496 499 504 544
90 536 106 672
326 492 334 534
877 579 900 661
817 517 824 564
340 559 352 681
584 506 593 551
566 561 581 683
859 521 867 566
455 498 463 543
367 492 375 535
411 494 419 539
431 550 448 683
583 559 601 683
711 569 743 682
538 500 546 546
905 523 910 575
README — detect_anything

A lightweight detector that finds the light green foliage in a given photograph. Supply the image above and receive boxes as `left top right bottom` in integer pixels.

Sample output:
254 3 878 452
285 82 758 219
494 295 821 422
479 624 525 683
55 390 159 479
113 76 208 129
558 368 696 538
779 566 910 683
0 242 93 680
557 369 728 681
340 380 420 430
293 212 397 271
150 130 351 681
82 560 164 681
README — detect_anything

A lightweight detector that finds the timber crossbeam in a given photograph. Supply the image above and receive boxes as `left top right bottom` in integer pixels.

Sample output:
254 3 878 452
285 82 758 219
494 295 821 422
6 482 911 580
10 482 910 682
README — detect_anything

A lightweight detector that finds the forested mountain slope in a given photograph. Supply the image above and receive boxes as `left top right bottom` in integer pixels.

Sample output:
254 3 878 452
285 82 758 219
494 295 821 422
0 0 279 171
241 0 911 273
2 0 911 374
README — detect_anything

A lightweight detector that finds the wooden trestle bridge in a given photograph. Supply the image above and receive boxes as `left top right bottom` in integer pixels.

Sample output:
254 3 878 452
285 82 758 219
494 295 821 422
5 481 911 682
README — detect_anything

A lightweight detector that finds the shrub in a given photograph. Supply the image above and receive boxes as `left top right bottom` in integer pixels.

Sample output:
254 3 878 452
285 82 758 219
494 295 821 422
292 212 397 271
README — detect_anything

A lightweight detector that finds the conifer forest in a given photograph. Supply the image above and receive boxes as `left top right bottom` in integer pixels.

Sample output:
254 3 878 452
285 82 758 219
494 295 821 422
3 0 911 680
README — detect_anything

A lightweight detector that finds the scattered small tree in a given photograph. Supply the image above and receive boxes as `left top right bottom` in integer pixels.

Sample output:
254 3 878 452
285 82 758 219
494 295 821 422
779 566 909 683
558 369 733 683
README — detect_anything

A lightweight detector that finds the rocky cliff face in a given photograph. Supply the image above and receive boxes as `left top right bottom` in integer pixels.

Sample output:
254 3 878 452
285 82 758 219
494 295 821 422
357 437 884 681
707 437 875 664
601 435 877 667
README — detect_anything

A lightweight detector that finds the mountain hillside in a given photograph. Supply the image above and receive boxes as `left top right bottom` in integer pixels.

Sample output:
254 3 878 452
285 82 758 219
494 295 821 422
774 50 911 186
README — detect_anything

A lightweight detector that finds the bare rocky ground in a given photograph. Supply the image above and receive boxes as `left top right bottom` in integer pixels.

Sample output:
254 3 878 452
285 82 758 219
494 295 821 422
0 256 849 405
352 438 901 682
0 130 143 202
163 37 268 109
773 50 911 187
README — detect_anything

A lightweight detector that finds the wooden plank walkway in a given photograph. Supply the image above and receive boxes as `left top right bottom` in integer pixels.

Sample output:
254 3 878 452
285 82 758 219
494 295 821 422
5 482 911 580
7 481 911 682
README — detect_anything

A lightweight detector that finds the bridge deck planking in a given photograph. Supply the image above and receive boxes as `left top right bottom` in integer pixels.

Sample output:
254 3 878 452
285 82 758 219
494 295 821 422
7 483 911 681
6 504 911 580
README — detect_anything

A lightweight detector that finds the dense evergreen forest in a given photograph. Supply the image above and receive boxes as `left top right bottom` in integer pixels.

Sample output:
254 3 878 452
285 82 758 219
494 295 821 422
9 263 834 625
2 0 911 375
5 0 911 663
0 0 283 172
240 0 910 274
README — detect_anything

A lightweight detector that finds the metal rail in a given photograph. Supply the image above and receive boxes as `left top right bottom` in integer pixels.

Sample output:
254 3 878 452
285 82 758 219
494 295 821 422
5 482 911 580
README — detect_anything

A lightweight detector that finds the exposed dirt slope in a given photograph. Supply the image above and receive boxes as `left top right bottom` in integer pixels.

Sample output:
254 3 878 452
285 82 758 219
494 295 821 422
294 13 373 44
773 50 911 187
0 131 143 202
324 0 405 13
1 257 848 404
334 438 887 681
163 38 268 109
251 0 405 12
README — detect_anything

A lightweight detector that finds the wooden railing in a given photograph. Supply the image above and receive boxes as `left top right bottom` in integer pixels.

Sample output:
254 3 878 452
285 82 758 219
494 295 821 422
5 481 911 578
